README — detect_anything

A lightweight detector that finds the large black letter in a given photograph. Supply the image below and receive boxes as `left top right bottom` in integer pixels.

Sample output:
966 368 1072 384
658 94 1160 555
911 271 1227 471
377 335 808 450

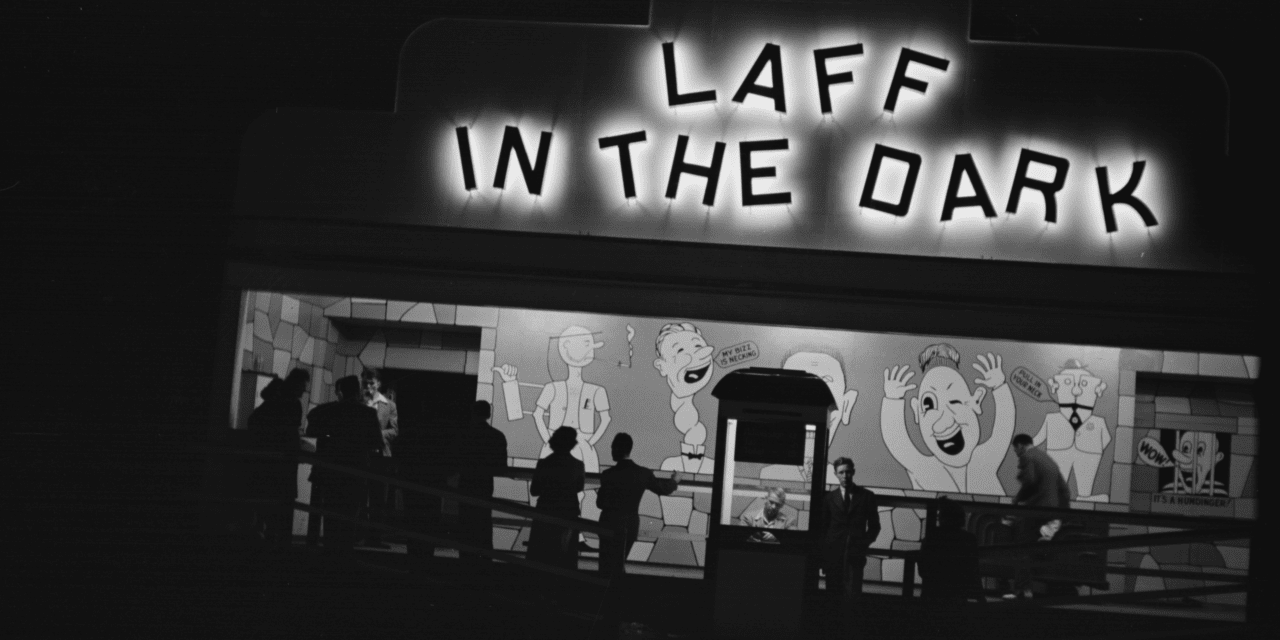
1006 149 1070 222
732 43 786 113
493 126 553 195
813 44 863 115
1096 161 1157 232
598 131 647 199
663 42 717 106
665 135 726 206
859 144 922 216
739 139 791 206
883 48 950 112
455 126 476 190
941 154 997 221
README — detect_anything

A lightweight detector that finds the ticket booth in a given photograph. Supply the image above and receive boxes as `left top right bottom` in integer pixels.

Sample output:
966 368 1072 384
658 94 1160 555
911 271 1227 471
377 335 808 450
708 368 835 639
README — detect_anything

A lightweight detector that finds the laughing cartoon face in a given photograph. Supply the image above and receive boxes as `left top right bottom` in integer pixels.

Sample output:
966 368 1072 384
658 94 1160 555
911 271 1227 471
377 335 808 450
654 323 715 398
910 365 986 468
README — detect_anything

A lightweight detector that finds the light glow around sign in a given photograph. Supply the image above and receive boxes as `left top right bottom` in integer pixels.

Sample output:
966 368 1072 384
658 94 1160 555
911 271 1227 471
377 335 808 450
396 1 1213 269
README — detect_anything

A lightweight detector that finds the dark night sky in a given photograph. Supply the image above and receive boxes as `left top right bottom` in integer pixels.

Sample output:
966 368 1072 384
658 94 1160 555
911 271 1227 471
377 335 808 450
4 1 1268 630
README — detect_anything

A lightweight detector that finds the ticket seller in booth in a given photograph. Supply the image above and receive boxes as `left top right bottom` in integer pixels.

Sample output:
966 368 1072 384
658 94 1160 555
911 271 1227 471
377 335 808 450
708 368 835 640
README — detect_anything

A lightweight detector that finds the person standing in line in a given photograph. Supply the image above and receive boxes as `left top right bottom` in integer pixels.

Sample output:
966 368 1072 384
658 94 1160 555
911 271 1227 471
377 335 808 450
919 497 982 604
823 457 881 601
596 433 682 578
1007 433 1072 599
247 369 310 551
305 375 383 557
359 369 398 548
457 400 508 571
528 427 586 572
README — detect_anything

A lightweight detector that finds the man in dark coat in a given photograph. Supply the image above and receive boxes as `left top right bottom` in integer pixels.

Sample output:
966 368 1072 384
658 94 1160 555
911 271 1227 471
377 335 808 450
1008 433 1072 598
305 375 383 556
596 433 682 578
247 369 309 550
920 497 981 603
823 457 881 600
456 400 508 570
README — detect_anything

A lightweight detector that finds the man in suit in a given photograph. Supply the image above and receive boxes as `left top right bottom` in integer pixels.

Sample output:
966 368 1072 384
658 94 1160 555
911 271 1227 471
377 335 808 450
824 457 881 600
456 400 509 571
596 433 683 578
305 375 384 557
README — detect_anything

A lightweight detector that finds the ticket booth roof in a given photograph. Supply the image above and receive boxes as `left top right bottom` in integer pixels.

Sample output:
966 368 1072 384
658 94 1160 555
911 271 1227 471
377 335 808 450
711 367 835 409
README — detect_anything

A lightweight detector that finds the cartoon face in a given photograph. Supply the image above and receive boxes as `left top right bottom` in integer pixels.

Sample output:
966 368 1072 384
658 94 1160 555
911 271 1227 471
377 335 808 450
910 366 987 468
1050 368 1106 414
558 326 602 368
654 329 715 398
783 352 858 445
1171 431 1223 490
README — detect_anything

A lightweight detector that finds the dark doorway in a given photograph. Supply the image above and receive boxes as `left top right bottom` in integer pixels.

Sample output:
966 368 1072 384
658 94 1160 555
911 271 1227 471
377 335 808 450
381 369 478 434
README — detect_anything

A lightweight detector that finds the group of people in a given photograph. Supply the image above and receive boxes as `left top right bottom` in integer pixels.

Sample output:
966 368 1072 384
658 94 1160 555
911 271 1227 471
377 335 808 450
247 368 1069 604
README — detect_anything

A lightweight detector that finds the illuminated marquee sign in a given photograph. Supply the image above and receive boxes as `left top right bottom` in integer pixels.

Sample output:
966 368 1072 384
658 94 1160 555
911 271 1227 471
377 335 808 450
451 40 1155 234
236 1 1231 271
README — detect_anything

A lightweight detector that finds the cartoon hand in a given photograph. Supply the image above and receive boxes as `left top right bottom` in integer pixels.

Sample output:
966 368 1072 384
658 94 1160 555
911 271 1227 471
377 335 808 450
492 364 518 383
972 353 1005 388
883 366 917 400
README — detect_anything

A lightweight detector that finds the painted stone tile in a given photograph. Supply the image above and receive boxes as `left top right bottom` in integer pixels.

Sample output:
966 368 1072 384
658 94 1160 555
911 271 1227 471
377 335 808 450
386 300 415 322
254 310 273 342
1153 396 1190 414
493 527 519 552
1114 371 1135 398
456 305 500 328
255 291 270 312
384 347 466 372
649 538 696 566
1198 353 1249 378
1154 413 1236 433
1161 351 1198 375
291 328 308 358
351 302 386 321
324 298 351 318
481 327 497 350
475 382 494 403
1243 356 1260 379
1120 349 1163 373
1109 463 1132 503
434 304 457 325
627 541 654 562
281 295 299 325
1118 396 1135 427
1188 398 1219 416
401 303 437 324
360 335 387 368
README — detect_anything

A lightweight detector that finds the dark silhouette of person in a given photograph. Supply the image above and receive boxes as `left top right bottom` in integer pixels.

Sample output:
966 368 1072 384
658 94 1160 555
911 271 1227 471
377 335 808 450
596 433 681 578
358 368 398 548
397 412 452 573
247 368 309 550
920 497 982 603
1007 432 1072 598
304 375 383 557
823 457 881 601
528 426 585 572
456 400 508 571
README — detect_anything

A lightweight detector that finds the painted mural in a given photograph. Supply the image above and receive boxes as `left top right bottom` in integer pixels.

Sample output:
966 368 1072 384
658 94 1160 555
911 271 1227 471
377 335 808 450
231 290 1258 604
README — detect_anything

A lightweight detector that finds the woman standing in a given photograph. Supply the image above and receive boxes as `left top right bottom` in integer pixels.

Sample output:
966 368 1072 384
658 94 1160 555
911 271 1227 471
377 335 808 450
527 427 586 571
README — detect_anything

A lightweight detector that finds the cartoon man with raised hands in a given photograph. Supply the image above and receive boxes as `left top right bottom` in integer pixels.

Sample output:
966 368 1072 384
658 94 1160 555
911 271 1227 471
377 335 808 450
881 344 1014 495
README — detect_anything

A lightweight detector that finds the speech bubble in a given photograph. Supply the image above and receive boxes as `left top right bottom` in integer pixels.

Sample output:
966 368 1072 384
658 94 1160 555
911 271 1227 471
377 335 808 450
715 341 759 368
1136 436 1175 468
1009 366 1054 402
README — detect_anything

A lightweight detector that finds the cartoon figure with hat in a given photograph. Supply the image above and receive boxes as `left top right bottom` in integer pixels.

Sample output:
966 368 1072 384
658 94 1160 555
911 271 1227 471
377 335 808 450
1032 360 1110 502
